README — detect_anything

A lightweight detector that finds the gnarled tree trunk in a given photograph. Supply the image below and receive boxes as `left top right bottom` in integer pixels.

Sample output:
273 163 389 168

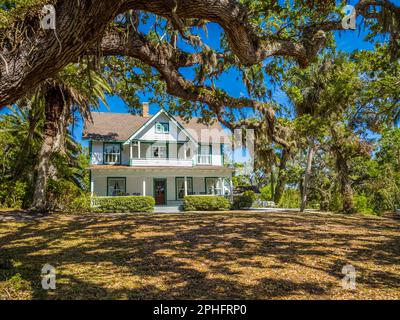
30 86 68 212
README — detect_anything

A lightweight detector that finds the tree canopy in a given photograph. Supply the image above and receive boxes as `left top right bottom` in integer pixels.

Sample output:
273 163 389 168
0 0 399 213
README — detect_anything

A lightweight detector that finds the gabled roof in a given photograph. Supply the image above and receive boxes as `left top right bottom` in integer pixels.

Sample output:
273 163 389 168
83 113 151 141
125 108 197 144
83 110 228 143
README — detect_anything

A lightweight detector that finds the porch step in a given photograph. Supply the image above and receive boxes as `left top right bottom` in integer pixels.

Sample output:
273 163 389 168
154 205 183 213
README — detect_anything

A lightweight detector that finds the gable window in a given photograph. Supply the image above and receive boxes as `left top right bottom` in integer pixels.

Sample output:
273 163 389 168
107 178 126 196
104 143 121 164
176 177 193 199
205 178 222 195
155 122 169 134
152 145 167 158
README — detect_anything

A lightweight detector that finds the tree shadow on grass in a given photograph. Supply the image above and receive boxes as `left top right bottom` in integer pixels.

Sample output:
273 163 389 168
0 211 399 299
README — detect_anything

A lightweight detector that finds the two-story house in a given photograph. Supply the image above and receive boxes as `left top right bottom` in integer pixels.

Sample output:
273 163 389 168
83 104 234 206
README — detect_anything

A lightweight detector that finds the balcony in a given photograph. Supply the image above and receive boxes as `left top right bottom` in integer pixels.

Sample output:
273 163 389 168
130 158 193 167
197 155 212 165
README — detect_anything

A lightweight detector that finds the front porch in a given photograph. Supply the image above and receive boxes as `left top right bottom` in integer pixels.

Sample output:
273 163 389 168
90 167 233 206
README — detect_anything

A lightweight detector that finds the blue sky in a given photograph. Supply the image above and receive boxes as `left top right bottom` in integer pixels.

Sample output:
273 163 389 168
1 2 385 148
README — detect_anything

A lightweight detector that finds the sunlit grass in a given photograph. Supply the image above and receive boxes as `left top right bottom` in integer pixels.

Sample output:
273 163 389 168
0 211 399 299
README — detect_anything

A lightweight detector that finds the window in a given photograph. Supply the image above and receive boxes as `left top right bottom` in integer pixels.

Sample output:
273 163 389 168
104 143 121 164
205 178 222 195
198 144 211 164
107 178 126 196
155 122 169 134
152 145 167 158
176 177 193 200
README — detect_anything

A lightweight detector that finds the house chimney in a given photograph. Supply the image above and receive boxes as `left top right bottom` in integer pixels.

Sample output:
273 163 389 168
142 102 149 117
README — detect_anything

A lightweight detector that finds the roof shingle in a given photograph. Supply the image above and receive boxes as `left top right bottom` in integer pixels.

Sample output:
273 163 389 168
83 111 229 143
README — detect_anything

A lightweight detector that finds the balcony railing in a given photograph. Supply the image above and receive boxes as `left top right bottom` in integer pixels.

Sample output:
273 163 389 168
130 158 193 167
197 155 212 165
104 153 120 164
98 154 217 167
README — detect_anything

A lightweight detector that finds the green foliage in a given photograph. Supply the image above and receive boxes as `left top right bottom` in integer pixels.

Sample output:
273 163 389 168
328 190 343 212
0 181 29 209
67 193 91 214
92 196 155 213
232 190 256 209
0 0 51 28
46 179 84 212
278 188 300 209
353 194 375 215
0 257 31 299
183 195 230 211
260 185 273 201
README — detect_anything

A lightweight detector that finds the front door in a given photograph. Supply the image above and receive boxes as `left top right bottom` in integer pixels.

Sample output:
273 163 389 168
154 179 167 205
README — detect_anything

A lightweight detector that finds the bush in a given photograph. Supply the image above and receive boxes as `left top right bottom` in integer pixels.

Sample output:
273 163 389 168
67 193 91 213
92 196 155 213
354 194 375 215
0 181 28 209
278 188 300 208
47 179 82 211
260 185 273 201
184 195 230 211
232 190 256 209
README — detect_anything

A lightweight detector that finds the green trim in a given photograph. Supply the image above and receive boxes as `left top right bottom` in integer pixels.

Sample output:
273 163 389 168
153 178 167 205
106 177 126 196
175 177 193 200
220 144 224 165
155 122 170 134
103 142 122 165
89 169 92 193
89 140 93 164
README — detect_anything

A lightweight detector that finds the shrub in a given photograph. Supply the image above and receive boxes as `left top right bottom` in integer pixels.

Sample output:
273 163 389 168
232 190 256 209
260 185 273 201
184 195 230 211
92 196 155 213
354 194 375 215
0 181 28 209
278 188 300 208
328 190 343 212
47 179 82 211
67 193 91 213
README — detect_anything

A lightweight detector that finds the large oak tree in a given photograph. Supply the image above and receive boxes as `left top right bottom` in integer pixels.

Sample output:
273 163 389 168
1 0 399 109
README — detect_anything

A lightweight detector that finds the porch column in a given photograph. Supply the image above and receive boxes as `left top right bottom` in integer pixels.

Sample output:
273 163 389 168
142 178 146 196
90 171 94 196
230 178 234 202
219 178 223 196
184 176 188 196
138 141 141 159
129 141 133 164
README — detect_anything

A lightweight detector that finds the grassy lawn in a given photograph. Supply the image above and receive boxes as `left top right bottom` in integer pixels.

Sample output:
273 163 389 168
0 210 399 300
